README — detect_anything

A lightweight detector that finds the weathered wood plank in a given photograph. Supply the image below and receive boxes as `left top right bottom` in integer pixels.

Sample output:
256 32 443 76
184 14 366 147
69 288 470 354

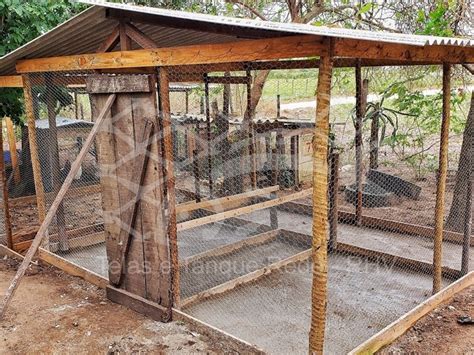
176 186 279 214
180 248 312 309
86 75 151 93
177 189 312 232
349 271 474 355
106 286 172 322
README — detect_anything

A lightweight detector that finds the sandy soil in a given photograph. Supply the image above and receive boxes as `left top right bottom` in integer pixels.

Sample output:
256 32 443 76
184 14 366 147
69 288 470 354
0 257 254 354
380 285 474 354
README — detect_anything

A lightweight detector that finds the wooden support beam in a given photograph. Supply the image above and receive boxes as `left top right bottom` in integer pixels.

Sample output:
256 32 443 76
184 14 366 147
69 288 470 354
45 75 68 251
349 271 474 355
96 24 120 53
22 75 46 223
177 188 312 232
159 67 180 307
124 23 158 49
0 118 13 249
309 53 333 354
0 76 23 88
0 94 116 320
333 38 474 63
180 248 312 309
354 62 364 225
433 63 451 294
176 186 279 214
16 35 329 73
5 117 20 185
180 229 280 268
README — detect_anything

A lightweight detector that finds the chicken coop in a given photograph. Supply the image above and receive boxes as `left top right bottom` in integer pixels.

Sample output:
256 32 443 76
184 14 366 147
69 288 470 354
0 1 473 353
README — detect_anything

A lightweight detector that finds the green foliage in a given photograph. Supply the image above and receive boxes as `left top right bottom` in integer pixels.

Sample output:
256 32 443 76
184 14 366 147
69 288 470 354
416 4 454 37
0 0 85 124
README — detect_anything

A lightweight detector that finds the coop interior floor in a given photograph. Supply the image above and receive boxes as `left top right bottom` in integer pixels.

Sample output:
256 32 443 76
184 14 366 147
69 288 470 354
57 204 471 354
236 205 474 271
185 256 441 354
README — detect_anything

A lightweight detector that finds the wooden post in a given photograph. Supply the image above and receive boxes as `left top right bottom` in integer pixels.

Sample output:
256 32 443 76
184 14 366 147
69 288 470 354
22 74 46 223
45 75 68 251
246 69 257 189
328 149 339 250
432 63 452 294
5 117 20 185
309 54 332 354
355 62 364 225
193 121 201 202
159 68 180 307
277 94 281 118
291 135 297 188
185 90 189 114
204 74 213 197
270 148 278 230
0 119 13 249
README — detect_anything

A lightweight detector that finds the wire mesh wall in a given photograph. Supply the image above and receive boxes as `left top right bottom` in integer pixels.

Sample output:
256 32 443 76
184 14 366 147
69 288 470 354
2 61 472 353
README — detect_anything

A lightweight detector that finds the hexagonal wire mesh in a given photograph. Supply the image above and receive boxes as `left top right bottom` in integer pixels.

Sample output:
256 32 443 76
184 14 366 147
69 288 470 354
3 61 472 353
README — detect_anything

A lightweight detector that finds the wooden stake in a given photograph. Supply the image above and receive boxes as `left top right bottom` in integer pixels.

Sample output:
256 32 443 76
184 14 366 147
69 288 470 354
0 94 116 320
432 63 451 294
5 117 20 185
270 148 279 230
22 75 46 223
204 74 213 197
309 54 333 354
0 119 13 249
159 68 180 307
354 62 364 225
45 75 68 251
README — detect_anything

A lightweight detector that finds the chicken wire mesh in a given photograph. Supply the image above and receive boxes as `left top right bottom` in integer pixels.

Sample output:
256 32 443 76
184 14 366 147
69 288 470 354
1 62 472 353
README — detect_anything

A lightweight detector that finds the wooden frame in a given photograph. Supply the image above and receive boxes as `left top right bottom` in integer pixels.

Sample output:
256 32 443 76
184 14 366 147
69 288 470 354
15 35 329 73
180 248 312 309
176 185 279 214
177 188 312 232
349 270 474 354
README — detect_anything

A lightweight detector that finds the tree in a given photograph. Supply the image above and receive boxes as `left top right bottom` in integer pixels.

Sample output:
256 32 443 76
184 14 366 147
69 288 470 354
0 0 86 124
447 90 474 231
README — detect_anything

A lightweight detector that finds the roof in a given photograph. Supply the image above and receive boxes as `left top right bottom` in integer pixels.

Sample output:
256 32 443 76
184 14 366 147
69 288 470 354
32 117 94 130
0 0 472 76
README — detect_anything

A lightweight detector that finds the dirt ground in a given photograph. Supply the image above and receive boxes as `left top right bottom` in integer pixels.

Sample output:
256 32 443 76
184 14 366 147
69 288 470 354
380 285 474 354
0 257 254 354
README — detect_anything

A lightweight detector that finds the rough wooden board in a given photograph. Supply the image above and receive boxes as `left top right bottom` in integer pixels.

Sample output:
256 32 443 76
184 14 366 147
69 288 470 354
349 271 474 355
180 248 312 309
106 286 172 322
38 248 108 289
180 229 280 268
0 75 23 87
177 189 312 232
176 186 279 214
86 75 151 93
16 35 329 73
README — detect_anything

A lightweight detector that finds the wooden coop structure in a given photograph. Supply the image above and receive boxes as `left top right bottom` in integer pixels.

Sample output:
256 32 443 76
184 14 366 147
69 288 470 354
0 1 473 353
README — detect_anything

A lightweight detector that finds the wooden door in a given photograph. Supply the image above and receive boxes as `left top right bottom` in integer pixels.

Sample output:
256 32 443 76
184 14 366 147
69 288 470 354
87 74 172 321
